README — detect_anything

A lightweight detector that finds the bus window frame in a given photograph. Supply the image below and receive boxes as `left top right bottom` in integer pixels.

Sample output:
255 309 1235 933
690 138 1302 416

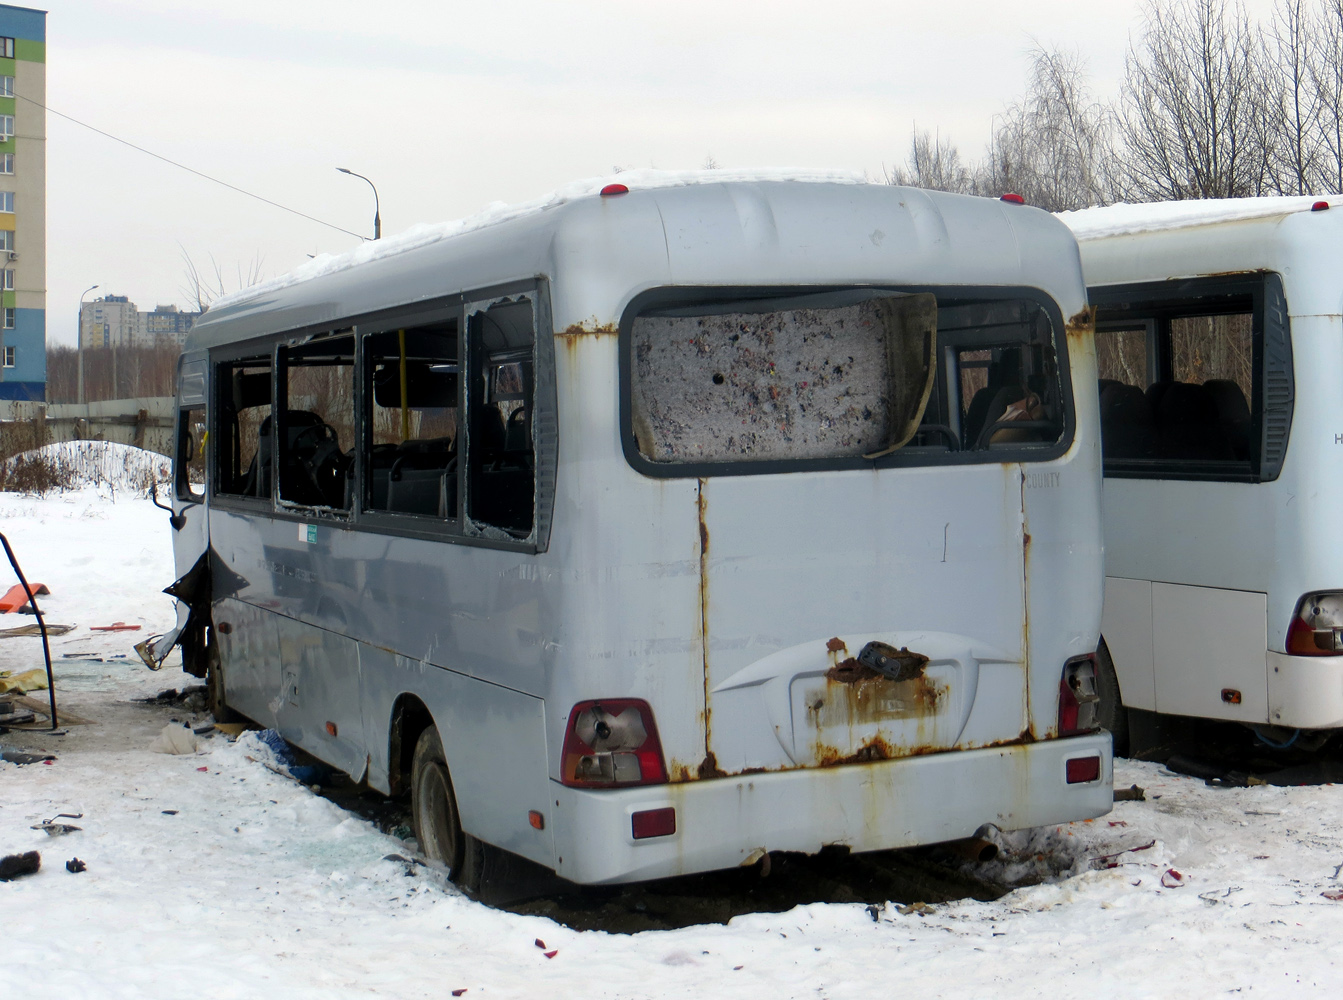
618 283 1077 479
1090 272 1288 485
206 278 556 554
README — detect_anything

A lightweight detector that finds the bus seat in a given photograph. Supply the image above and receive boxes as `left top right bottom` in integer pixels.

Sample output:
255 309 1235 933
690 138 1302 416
1156 382 1235 461
475 406 507 466
1099 381 1157 459
387 466 453 517
1204 379 1252 460
504 407 529 453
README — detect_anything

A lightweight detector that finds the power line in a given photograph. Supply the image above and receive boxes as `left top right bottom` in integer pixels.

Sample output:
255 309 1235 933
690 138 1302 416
12 91 367 241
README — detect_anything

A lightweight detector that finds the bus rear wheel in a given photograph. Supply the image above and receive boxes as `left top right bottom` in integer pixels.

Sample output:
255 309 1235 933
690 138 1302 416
1095 639 1130 758
411 726 481 891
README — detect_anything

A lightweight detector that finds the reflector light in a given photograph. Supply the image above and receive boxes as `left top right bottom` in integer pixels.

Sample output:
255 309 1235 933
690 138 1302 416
1313 200 1331 211
1000 193 1025 204
1066 755 1101 784
600 183 629 197
528 810 545 830
631 807 676 840
561 699 668 788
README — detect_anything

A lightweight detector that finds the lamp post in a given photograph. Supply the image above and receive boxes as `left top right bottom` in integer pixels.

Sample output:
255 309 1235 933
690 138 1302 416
337 167 381 240
77 283 98 404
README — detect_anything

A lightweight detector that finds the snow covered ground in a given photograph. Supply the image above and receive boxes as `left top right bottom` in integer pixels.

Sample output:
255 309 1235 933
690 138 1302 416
3 481 1343 998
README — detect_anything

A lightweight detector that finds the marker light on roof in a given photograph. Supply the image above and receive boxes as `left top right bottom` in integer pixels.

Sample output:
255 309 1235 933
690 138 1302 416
1000 193 1025 204
1313 200 1331 211
600 183 629 197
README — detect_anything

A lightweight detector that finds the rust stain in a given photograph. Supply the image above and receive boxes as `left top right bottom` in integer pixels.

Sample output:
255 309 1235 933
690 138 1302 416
815 735 896 767
668 751 728 783
825 636 847 654
697 750 727 779
557 321 618 342
1064 306 1096 342
807 671 943 730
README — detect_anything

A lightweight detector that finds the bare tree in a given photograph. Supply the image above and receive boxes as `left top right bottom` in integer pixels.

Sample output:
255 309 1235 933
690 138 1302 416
1310 0 1343 191
180 244 266 313
1118 0 1269 199
1264 0 1324 194
984 45 1117 210
886 129 976 194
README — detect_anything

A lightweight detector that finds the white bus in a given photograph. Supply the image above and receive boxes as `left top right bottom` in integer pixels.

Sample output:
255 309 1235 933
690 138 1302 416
161 174 1113 889
1062 197 1342 751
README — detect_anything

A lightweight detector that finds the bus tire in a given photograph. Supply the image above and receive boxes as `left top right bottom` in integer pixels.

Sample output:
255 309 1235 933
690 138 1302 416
411 726 482 891
1095 639 1129 758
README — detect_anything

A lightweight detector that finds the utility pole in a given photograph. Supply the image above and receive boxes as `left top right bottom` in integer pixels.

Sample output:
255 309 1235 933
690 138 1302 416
78 284 98 404
337 167 381 239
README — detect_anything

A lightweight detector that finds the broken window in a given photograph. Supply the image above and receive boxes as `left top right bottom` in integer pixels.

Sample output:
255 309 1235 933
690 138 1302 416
630 293 938 464
1092 274 1292 481
277 334 355 510
628 290 1068 471
363 321 460 519
214 358 272 498
466 299 535 537
176 407 206 501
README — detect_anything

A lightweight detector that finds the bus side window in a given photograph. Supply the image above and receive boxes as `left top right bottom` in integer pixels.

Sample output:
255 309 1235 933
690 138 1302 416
278 334 355 511
215 358 272 499
468 300 534 536
176 407 206 501
364 321 460 519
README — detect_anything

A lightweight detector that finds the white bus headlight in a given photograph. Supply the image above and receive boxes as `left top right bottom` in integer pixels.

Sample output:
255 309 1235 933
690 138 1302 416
561 699 668 788
1286 592 1343 656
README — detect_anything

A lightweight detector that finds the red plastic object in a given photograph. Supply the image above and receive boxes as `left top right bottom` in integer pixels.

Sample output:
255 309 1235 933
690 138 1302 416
0 582 48 613
1065 755 1101 784
600 183 629 197
1313 200 1330 211
544 950 558 959
631 806 677 840
1000 193 1025 204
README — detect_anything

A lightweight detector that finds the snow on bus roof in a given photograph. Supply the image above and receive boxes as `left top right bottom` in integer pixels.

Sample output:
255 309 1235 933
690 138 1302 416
211 168 867 311
1058 195 1331 241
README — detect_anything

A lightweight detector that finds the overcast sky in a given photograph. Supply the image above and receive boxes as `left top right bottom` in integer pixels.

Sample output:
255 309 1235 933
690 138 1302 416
40 0 1279 346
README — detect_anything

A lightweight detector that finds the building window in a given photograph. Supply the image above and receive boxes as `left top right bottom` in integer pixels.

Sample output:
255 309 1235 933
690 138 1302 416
0 39 14 59
0 231 13 253
0 77 12 98
2 268 14 290
0 116 14 142
4 308 14 329
0 154 13 175
2 346 12 368
0 192 13 213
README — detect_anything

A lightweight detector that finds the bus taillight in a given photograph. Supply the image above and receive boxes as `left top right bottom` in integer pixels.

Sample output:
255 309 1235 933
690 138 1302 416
1058 654 1100 735
1286 592 1343 655
561 699 668 788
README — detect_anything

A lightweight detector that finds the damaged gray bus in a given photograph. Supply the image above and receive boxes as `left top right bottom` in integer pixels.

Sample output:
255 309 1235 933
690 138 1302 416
160 175 1113 888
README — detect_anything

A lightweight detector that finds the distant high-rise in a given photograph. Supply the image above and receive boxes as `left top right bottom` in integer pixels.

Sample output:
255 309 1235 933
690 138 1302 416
80 295 201 349
0 4 43 401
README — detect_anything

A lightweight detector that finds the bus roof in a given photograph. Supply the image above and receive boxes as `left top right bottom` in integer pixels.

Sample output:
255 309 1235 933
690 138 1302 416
188 171 1087 352
1058 196 1329 241
1059 196 1343 313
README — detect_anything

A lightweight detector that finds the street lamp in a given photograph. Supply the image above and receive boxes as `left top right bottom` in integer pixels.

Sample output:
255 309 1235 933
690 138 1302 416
77 283 98 404
337 167 381 240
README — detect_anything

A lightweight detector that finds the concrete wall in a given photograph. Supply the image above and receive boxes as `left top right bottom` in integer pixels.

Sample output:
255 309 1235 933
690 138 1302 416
0 395 175 457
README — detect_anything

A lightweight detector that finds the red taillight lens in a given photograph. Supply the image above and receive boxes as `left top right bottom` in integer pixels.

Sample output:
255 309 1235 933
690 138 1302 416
631 807 676 840
561 699 668 788
600 183 629 197
1286 592 1343 656
1066 755 1101 784
1000 193 1025 204
1058 654 1100 736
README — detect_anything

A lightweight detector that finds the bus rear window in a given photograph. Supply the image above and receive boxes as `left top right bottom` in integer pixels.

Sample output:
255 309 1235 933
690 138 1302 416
626 289 1067 472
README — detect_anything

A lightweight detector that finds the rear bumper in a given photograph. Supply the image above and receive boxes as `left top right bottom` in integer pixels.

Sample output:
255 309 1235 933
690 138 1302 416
550 734 1113 884
1268 651 1343 729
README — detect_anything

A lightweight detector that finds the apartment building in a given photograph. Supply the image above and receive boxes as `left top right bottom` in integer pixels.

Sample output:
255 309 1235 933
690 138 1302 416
80 295 201 349
0 4 44 401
